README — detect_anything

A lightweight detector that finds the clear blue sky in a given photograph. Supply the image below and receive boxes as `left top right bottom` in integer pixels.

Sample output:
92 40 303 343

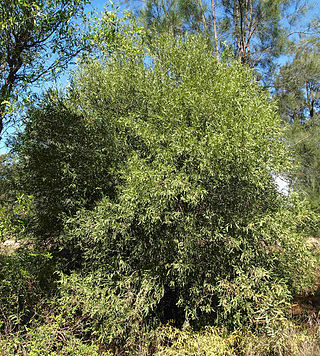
1 0 319 154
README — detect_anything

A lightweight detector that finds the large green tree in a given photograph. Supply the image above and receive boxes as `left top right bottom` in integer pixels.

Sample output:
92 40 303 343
55 34 314 330
0 0 90 139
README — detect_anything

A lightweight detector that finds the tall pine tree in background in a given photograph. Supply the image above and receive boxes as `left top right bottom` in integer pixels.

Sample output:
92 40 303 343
127 0 305 79
276 19 320 207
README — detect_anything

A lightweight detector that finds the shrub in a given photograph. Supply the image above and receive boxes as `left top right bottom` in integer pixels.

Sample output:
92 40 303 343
0 314 111 356
0 154 34 243
56 271 163 353
0 249 55 333
156 326 237 355
0 193 34 243
156 321 320 356
16 89 128 237
60 33 316 331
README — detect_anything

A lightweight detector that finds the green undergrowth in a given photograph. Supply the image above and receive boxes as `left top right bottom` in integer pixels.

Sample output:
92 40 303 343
0 253 320 355
1 314 320 355
156 321 320 356
0 249 55 334
0 316 111 356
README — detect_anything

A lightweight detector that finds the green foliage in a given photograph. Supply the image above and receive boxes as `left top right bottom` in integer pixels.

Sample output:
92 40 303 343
0 153 34 242
63 195 315 329
56 271 163 352
137 0 206 36
0 0 91 136
0 248 54 333
129 0 301 80
156 326 237 355
0 153 19 205
89 6 146 57
0 193 34 242
286 121 320 212
58 34 316 330
276 47 320 124
0 314 110 356
16 87 129 236
276 43 320 210
14 10 149 237
157 321 320 356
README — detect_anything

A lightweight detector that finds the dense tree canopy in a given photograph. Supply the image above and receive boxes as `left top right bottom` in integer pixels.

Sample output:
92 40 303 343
16 87 129 237
20 33 311 329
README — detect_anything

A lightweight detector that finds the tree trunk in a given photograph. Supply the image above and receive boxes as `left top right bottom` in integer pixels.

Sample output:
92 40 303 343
0 114 3 139
211 0 219 61
0 59 21 139
198 0 208 31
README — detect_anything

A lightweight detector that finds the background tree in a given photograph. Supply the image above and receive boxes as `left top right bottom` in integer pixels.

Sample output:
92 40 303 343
220 0 294 66
275 34 320 208
137 0 206 35
128 0 221 56
276 46 320 123
0 0 91 139
128 0 309 82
